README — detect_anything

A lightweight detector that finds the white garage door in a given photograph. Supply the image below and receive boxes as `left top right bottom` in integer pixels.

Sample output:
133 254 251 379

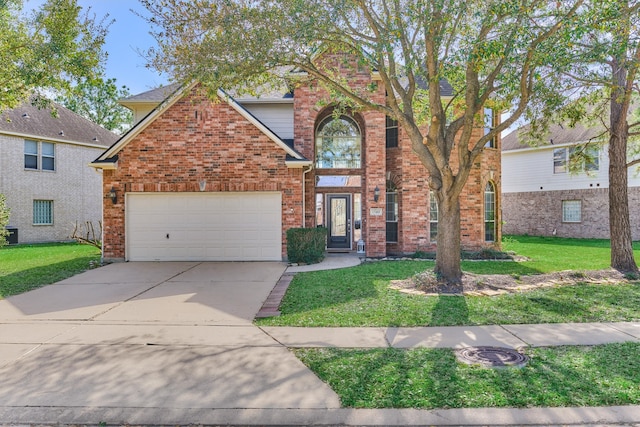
126 192 282 261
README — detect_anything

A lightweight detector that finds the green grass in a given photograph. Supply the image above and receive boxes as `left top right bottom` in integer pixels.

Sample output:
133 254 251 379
0 242 101 298
295 343 640 409
255 236 640 327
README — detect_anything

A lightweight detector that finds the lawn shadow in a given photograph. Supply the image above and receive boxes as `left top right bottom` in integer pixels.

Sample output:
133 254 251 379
0 256 99 298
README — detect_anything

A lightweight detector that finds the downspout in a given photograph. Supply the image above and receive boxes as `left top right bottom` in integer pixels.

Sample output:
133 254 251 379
302 164 314 227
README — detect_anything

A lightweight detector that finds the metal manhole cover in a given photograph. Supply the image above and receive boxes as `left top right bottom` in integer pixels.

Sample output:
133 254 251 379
455 346 529 368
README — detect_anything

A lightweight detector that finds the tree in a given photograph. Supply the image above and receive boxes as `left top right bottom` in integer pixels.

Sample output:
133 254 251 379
0 194 9 247
142 0 583 283
56 77 133 134
534 0 640 273
0 0 108 113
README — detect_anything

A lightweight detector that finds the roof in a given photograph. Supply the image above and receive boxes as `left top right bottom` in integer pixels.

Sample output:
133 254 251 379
121 82 294 105
502 122 604 152
0 101 119 147
119 83 182 104
92 84 309 169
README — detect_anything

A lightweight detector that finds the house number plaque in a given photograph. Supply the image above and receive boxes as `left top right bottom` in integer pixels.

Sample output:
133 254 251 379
370 208 383 216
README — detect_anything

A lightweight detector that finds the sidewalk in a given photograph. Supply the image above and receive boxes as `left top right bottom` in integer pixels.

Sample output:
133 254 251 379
0 258 638 426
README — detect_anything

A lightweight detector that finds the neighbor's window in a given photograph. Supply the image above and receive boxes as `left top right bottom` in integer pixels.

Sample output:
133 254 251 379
315 115 361 169
562 200 582 223
24 140 55 171
386 116 398 148
484 182 496 242
554 146 599 174
429 192 438 241
41 142 55 171
484 108 497 148
33 200 53 225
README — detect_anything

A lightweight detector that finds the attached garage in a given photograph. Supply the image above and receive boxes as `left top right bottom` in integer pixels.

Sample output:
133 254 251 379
126 192 282 261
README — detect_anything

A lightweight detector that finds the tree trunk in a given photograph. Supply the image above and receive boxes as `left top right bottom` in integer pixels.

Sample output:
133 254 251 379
608 61 638 273
435 191 463 284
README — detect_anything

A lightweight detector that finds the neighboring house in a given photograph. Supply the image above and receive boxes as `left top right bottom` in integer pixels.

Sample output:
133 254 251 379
91 53 501 262
502 123 640 239
0 101 118 244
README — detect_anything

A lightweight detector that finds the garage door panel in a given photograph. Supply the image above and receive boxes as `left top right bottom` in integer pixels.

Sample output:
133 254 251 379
126 192 282 261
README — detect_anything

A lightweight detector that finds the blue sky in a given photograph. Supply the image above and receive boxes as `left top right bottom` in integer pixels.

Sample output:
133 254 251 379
27 0 169 95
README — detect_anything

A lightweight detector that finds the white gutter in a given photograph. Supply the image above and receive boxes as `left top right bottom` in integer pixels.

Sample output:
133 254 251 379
0 130 111 149
302 164 314 227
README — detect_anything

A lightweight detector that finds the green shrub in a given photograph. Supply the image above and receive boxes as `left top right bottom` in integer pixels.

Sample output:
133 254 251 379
287 227 327 264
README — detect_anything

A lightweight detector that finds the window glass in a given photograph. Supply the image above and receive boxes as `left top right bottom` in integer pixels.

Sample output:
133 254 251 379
315 194 324 227
386 185 398 242
562 200 581 222
484 108 496 148
315 116 361 169
353 193 362 242
553 148 567 173
429 192 438 241
24 140 38 169
484 182 496 242
33 200 53 225
41 142 55 171
554 146 600 174
385 116 398 148
316 175 362 187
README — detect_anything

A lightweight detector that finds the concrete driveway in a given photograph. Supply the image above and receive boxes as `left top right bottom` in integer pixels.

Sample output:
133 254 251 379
0 262 340 424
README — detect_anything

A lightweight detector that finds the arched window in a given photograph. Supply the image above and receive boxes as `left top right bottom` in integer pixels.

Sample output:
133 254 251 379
315 115 361 169
484 182 496 242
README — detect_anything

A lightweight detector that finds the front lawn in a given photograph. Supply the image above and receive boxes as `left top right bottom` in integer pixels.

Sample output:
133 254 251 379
295 342 640 409
255 236 640 327
0 243 101 298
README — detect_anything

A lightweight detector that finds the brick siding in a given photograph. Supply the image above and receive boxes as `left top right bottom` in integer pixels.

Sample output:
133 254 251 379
102 88 303 260
503 187 640 240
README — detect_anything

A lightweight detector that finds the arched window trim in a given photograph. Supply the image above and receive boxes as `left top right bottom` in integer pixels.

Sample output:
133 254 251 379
315 115 362 169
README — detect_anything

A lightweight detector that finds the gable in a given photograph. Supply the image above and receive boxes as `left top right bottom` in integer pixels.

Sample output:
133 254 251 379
91 84 309 169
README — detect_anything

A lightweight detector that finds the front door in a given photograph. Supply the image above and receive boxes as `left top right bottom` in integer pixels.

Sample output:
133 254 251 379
327 194 351 249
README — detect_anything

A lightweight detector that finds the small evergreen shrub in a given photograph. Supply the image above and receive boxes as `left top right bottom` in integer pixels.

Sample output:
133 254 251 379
287 227 327 264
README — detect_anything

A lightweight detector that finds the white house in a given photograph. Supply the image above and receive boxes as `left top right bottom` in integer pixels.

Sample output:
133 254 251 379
502 122 640 239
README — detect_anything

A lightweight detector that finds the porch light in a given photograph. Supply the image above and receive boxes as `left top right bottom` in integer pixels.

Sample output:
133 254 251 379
373 186 380 202
107 187 117 204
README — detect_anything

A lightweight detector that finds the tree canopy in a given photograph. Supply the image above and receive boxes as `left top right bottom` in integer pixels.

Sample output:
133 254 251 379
0 0 108 113
56 77 133 134
142 0 585 282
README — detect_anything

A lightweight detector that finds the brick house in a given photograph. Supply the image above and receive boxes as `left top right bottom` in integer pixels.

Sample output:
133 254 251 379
91 57 501 262
0 101 118 244
502 123 640 239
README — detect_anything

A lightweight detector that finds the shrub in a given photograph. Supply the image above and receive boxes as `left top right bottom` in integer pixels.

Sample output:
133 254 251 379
0 194 10 247
287 227 327 264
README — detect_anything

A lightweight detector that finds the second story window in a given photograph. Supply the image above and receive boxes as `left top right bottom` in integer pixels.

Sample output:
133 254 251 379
484 108 497 148
553 145 599 174
24 140 55 171
315 115 361 169
386 116 398 148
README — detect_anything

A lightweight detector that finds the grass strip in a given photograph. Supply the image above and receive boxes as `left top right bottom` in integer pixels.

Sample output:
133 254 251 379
255 261 640 326
295 343 640 409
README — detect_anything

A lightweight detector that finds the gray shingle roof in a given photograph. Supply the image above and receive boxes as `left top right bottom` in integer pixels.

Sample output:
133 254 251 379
120 83 182 103
502 122 604 151
0 101 118 146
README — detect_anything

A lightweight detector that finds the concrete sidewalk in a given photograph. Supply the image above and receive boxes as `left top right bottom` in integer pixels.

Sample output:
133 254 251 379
0 259 638 426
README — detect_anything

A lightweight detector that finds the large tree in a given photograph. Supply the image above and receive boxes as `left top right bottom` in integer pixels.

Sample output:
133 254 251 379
56 77 133 134
536 0 640 272
0 0 108 112
142 0 583 283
